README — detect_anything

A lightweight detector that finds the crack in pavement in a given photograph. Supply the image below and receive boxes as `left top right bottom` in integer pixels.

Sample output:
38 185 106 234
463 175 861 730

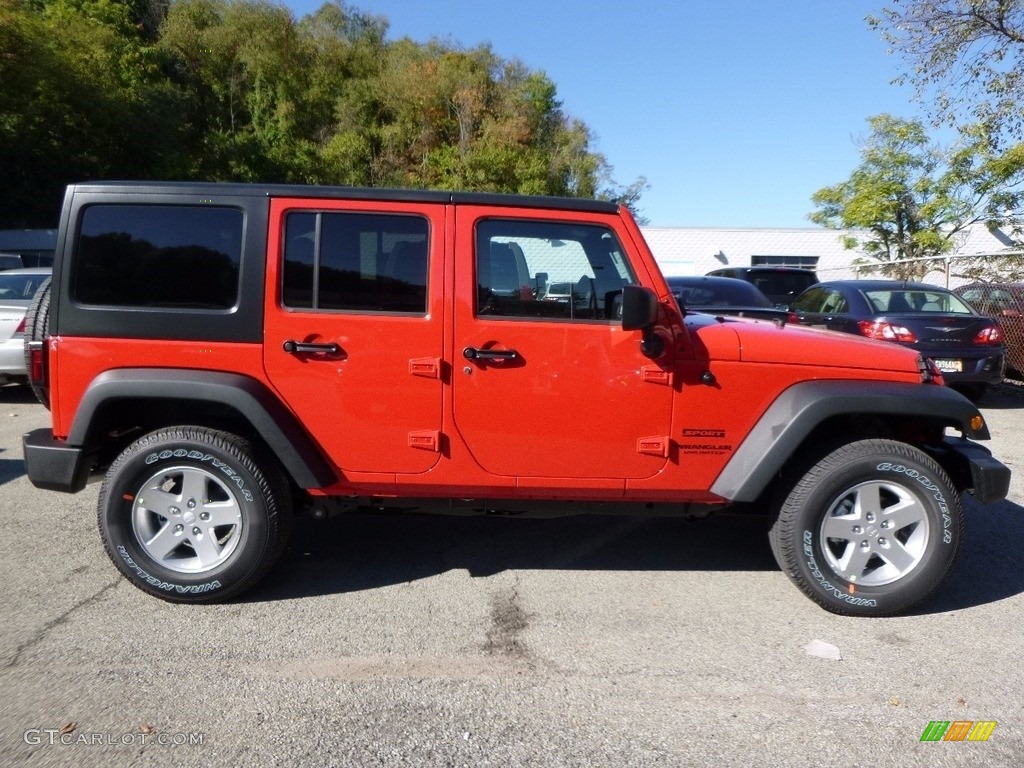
3 578 121 670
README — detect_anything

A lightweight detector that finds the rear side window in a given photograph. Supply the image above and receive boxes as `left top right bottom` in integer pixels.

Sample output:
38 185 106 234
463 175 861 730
74 205 243 309
282 212 428 314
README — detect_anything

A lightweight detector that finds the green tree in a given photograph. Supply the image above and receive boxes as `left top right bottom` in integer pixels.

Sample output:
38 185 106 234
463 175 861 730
0 0 178 226
870 1 1024 140
2 0 642 226
810 115 1024 281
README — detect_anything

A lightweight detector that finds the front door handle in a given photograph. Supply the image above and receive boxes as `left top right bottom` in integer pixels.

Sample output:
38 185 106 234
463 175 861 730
283 339 341 355
463 346 518 361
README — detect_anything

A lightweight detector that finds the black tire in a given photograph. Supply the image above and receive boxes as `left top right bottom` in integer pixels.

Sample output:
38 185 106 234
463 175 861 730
97 427 292 603
768 439 963 617
22 277 51 408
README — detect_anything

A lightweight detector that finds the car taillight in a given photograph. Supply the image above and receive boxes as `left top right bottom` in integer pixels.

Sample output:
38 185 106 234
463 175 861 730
973 324 1005 345
27 341 46 386
15 317 26 335
858 319 917 343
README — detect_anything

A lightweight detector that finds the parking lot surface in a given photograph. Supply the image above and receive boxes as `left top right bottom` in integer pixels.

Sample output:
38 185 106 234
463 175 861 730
1 382 1022 767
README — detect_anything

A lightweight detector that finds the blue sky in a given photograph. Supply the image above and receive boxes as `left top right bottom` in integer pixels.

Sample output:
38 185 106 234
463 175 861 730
283 1 920 228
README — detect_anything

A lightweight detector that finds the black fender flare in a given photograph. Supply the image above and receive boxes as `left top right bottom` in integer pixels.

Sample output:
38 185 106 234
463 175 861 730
710 381 990 503
68 369 336 489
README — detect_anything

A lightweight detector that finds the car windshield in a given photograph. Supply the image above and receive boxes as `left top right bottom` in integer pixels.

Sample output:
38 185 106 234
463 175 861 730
0 273 47 302
862 289 974 314
671 281 772 308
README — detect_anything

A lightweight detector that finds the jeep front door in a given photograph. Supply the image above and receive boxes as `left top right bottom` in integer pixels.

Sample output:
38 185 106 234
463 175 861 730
451 208 673 481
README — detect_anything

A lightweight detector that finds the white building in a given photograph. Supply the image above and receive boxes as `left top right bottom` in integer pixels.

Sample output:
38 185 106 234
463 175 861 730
640 224 1018 287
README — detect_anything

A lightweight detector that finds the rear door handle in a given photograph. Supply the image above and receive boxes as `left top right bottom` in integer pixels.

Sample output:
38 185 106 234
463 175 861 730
463 346 518 361
283 340 341 356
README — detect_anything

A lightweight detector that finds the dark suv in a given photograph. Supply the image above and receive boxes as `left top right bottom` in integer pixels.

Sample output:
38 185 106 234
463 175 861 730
705 266 819 308
20 181 1010 616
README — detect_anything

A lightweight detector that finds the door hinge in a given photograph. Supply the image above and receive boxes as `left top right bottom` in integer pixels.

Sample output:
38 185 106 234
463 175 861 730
408 430 441 452
641 366 673 386
409 357 442 379
637 436 670 458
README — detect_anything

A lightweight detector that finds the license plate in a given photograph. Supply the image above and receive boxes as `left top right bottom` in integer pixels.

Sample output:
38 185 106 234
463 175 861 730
933 359 962 373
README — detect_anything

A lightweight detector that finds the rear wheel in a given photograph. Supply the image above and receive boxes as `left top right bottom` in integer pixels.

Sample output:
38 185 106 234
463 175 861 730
98 427 292 603
769 439 963 616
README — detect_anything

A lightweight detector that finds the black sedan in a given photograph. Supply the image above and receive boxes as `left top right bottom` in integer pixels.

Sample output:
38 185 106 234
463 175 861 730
790 280 1005 399
666 275 790 322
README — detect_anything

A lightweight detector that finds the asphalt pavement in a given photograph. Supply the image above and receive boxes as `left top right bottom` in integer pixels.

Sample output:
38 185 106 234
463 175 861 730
1 381 1022 767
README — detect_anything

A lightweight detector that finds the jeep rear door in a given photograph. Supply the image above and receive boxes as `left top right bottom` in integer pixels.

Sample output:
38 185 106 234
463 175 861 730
451 206 673 481
263 198 445 475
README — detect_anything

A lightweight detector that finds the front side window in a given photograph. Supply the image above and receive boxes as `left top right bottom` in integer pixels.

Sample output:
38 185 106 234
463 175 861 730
283 211 428 314
475 219 636 321
75 205 243 309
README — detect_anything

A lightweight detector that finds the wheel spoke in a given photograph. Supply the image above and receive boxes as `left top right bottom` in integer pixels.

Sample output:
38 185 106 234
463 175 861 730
190 528 224 569
144 519 184 561
139 485 180 511
203 500 241 527
879 538 918 574
838 543 873 580
822 512 858 540
853 483 883 520
882 498 925 532
181 470 208 507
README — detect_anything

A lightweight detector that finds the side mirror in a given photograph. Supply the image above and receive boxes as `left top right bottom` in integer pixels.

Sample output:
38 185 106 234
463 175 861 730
621 285 658 331
621 285 664 359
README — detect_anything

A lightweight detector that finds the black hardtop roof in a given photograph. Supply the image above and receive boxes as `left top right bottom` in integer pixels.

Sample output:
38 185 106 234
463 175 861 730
69 181 620 214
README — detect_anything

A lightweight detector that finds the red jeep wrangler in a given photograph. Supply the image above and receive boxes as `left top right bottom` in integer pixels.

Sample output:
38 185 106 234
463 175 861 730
22 182 1010 615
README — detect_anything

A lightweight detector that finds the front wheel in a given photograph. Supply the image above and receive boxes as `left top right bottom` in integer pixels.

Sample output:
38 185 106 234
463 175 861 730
98 427 292 603
769 439 963 617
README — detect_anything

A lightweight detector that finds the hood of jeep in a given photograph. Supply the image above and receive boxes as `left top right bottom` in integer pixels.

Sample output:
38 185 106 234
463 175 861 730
684 314 922 374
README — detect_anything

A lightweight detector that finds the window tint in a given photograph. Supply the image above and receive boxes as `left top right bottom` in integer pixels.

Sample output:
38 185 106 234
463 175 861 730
75 205 243 309
864 290 973 314
791 286 827 313
283 212 428 313
819 289 848 314
475 220 636 321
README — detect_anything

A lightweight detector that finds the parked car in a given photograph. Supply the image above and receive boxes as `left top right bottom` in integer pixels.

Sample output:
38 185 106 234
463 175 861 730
954 282 1024 377
665 275 790 322
0 268 51 384
705 266 818 308
790 280 1005 400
